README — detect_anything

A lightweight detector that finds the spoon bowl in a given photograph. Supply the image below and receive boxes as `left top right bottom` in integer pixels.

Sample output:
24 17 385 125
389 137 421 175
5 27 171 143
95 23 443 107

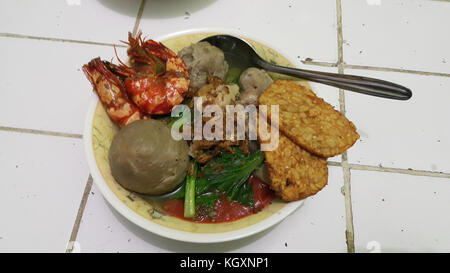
201 34 259 70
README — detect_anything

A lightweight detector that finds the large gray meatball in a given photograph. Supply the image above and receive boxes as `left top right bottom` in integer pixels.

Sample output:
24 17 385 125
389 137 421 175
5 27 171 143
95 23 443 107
178 42 229 89
109 119 189 195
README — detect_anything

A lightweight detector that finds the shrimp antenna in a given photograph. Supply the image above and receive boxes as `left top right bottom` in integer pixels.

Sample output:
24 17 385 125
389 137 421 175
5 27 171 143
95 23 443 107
119 39 130 46
139 33 145 46
114 45 131 69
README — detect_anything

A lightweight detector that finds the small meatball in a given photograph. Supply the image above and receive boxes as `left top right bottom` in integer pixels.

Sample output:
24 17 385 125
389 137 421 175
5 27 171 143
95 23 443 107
238 88 260 106
178 42 229 89
239 67 273 94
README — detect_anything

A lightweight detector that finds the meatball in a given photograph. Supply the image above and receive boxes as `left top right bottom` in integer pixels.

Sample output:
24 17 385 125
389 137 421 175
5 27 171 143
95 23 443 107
238 88 260 106
238 67 273 106
109 120 189 195
178 42 229 89
239 67 273 92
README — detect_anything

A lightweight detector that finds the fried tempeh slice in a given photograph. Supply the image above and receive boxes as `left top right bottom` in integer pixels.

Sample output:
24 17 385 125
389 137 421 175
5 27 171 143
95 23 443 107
258 116 328 201
259 80 359 158
265 135 328 201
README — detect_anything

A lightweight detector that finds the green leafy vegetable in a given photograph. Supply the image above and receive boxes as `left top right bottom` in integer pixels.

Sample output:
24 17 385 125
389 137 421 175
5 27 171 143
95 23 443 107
177 149 264 208
232 179 254 207
196 193 220 209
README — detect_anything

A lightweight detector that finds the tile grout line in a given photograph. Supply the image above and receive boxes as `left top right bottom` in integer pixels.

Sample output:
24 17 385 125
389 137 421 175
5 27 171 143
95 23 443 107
301 60 338 67
0 32 127 48
341 158 355 253
65 175 93 253
343 64 450 78
132 0 147 37
349 163 450 179
0 126 82 139
301 61 450 78
327 161 342 167
336 0 355 253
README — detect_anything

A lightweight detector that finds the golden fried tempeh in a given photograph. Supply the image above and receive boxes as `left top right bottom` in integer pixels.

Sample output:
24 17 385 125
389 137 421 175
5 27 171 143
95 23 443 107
258 116 328 201
263 134 328 201
259 80 359 158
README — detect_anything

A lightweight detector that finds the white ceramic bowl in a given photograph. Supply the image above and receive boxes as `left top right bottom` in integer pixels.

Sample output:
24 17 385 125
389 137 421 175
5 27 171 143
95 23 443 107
83 29 305 243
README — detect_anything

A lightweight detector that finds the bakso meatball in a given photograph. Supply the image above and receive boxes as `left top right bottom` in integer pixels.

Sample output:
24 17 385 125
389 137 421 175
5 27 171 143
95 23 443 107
109 119 189 195
238 67 273 105
239 67 273 94
238 88 260 106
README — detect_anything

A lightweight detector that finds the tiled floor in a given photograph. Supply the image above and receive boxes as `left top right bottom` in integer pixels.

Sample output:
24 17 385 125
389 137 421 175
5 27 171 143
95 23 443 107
0 131 89 252
345 69 450 173
0 38 128 135
0 0 140 44
351 170 450 252
138 0 339 63
1 0 449 253
341 0 450 74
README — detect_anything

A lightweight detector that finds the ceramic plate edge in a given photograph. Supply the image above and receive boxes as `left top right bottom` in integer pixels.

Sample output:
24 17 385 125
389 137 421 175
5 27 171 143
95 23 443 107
83 29 305 243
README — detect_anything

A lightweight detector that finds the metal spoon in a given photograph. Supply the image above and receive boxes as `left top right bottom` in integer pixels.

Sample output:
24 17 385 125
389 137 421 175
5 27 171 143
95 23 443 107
201 35 412 100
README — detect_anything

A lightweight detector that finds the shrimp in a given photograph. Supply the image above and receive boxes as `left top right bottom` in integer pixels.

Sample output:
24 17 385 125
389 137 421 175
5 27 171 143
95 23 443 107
116 32 190 115
82 58 144 127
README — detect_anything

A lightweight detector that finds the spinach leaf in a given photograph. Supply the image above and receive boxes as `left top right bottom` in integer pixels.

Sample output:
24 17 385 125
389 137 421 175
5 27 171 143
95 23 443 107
196 193 220 209
174 149 264 208
200 149 264 207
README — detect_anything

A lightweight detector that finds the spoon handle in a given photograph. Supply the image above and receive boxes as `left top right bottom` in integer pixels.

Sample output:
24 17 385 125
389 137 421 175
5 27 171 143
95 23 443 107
257 61 412 100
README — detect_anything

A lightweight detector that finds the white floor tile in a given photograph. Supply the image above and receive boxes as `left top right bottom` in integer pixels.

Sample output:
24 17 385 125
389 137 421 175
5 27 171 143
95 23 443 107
138 0 338 63
344 69 450 173
351 170 450 253
0 0 140 44
0 131 89 252
0 37 127 134
76 166 346 252
307 66 340 110
342 0 450 73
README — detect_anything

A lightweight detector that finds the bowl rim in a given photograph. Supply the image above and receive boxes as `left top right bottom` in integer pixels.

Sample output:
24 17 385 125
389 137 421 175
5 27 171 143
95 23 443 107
83 28 304 243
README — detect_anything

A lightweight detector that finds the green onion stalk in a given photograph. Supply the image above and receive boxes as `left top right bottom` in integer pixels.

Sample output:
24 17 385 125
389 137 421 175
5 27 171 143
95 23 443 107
184 161 198 218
